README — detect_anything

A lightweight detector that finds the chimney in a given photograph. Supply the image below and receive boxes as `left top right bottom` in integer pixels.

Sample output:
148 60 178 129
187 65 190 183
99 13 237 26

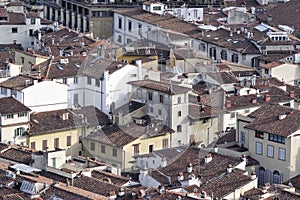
289 91 295 98
161 157 167 167
226 100 232 108
250 171 256 180
251 98 257 104
227 164 233 173
51 38 54 45
204 153 212 163
118 188 125 197
178 172 184 182
187 163 193 173
265 94 270 102
241 154 247 162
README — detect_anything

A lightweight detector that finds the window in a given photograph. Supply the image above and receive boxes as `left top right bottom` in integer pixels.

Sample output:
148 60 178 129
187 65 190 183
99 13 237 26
269 134 285 144
31 41 34 46
128 20 132 32
278 148 286 160
256 142 263 155
267 145 274 158
138 23 142 35
255 131 264 139
12 28 18 33
91 142 95 151
87 77 92 85
177 125 182 132
148 92 153 101
67 136 71 146
240 131 245 144
230 112 235 119
1 87 7 95
112 148 117 157
190 134 195 144
162 139 168 149
199 43 206 51
21 57 24 64
6 114 13 119
42 140 48 150
118 17 122 29
220 50 227 60
54 138 59 149
265 69 269 74
130 74 137 78
209 47 216 59
159 95 164 103
73 94 78 105
31 142 35 150
95 79 100 87
149 145 153 153
149 107 153 113
158 109 162 115
117 35 122 43
258 167 266 186
177 97 181 104
31 18 35 24
153 6 161 11
133 144 139 156
178 111 181 117
73 77 78 84
29 29 33 36
193 9 198 18
62 78 67 84
101 145 105 153
232 54 239 63
18 112 27 117
273 171 281 184
14 127 25 137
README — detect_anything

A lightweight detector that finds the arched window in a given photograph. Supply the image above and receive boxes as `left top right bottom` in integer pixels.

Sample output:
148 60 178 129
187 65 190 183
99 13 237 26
273 170 281 184
258 167 266 186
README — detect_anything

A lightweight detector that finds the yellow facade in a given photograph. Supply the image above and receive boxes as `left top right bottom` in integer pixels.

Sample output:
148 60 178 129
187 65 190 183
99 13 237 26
15 51 48 69
27 128 81 157
84 132 172 172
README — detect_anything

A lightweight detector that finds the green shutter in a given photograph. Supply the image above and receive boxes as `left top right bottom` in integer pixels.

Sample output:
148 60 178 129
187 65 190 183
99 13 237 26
14 129 17 137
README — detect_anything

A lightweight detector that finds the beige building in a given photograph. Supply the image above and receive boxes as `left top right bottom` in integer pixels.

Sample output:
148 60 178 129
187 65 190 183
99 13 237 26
237 104 300 185
14 50 49 72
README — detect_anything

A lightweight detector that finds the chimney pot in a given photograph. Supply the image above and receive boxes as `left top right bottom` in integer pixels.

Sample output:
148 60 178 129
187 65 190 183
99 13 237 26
226 100 232 108
265 94 270 102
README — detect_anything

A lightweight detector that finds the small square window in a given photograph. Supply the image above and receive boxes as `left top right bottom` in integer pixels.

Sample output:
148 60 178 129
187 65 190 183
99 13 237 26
12 28 18 33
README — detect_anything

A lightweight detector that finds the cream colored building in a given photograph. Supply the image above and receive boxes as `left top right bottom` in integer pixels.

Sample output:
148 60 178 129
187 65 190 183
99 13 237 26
83 122 174 172
14 50 49 72
237 104 300 185
0 97 31 145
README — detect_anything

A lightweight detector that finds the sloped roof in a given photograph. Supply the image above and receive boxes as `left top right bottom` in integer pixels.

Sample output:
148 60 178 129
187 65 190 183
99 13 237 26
0 97 31 114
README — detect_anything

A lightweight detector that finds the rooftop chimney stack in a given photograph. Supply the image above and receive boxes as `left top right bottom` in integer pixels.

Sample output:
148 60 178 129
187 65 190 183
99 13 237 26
251 98 257 104
187 163 193 173
204 153 212 164
227 164 233 173
226 100 232 108
289 91 295 98
178 172 184 182
265 94 270 102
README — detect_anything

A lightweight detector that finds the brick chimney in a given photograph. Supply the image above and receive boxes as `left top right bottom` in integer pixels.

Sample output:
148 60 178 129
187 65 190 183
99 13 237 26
289 91 295 98
226 100 232 108
265 94 270 102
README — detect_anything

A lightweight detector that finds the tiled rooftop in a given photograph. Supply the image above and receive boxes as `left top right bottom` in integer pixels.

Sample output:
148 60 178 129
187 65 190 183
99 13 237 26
91 170 130 187
0 97 31 114
246 103 300 137
0 74 37 91
128 79 190 95
0 148 34 165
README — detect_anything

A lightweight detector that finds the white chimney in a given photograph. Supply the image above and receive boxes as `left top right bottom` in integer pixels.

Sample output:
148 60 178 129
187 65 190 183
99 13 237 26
118 188 125 197
227 164 233 173
136 60 142 80
161 157 167 168
204 153 212 163
251 172 256 180
187 163 193 173
178 172 184 182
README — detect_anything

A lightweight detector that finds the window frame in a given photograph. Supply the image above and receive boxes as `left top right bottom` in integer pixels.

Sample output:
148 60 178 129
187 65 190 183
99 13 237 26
256 142 263 155
112 148 117 157
267 145 274 158
278 147 286 161
67 136 72 147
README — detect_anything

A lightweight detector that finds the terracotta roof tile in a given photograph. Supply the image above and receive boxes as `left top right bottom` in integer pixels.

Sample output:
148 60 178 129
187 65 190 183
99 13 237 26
245 104 300 137
91 170 130 187
0 97 31 114
0 74 37 91
128 79 190 94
